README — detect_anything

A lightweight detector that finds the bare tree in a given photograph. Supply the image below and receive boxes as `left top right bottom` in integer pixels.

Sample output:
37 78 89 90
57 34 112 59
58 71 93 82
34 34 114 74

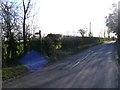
78 28 86 37
105 3 118 41
22 0 31 53
1 1 20 65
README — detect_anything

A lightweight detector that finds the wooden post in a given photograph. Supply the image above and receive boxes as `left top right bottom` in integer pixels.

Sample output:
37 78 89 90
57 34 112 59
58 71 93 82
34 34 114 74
117 1 120 59
39 30 42 53
118 1 120 44
35 30 42 53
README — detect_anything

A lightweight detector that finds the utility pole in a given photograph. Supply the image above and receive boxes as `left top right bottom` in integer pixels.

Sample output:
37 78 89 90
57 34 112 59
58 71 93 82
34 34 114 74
89 22 91 33
89 22 92 37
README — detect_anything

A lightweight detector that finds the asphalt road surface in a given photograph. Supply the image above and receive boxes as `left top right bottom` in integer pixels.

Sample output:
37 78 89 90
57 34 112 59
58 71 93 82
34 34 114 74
3 41 119 88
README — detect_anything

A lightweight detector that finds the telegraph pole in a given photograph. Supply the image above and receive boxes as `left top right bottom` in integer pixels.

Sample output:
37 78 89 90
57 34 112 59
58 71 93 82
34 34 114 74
89 22 91 33
89 22 92 37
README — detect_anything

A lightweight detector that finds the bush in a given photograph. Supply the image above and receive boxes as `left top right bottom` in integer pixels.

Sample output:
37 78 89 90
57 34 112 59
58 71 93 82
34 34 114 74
61 36 100 50
29 36 101 57
29 34 62 57
29 38 42 52
29 35 105 62
42 37 56 56
2 42 24 67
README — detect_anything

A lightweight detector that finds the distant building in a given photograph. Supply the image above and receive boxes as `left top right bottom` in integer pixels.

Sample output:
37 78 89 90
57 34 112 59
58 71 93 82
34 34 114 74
46 33 62 40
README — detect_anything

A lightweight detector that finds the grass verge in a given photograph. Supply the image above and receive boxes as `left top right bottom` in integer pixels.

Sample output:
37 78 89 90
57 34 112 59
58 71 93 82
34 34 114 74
2 65 28 82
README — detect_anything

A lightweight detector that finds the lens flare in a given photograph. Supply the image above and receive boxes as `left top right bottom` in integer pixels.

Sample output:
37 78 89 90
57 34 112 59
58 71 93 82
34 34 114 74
19 51 48 73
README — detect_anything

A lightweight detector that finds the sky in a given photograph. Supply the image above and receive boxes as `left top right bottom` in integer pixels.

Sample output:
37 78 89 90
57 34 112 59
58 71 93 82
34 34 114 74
3 0 120 37
33 0 119 37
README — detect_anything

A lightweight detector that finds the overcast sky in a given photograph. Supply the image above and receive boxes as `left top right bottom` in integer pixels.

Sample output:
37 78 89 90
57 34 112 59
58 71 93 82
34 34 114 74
33 0 119 37
4 0 119 37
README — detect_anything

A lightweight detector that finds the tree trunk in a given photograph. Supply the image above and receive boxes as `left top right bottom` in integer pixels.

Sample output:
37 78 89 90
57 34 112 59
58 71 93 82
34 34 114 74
23 14 27 53
22 0 31 53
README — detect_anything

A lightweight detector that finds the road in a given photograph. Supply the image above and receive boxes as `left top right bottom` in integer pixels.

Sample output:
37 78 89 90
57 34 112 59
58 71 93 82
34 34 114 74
3 42 119 88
